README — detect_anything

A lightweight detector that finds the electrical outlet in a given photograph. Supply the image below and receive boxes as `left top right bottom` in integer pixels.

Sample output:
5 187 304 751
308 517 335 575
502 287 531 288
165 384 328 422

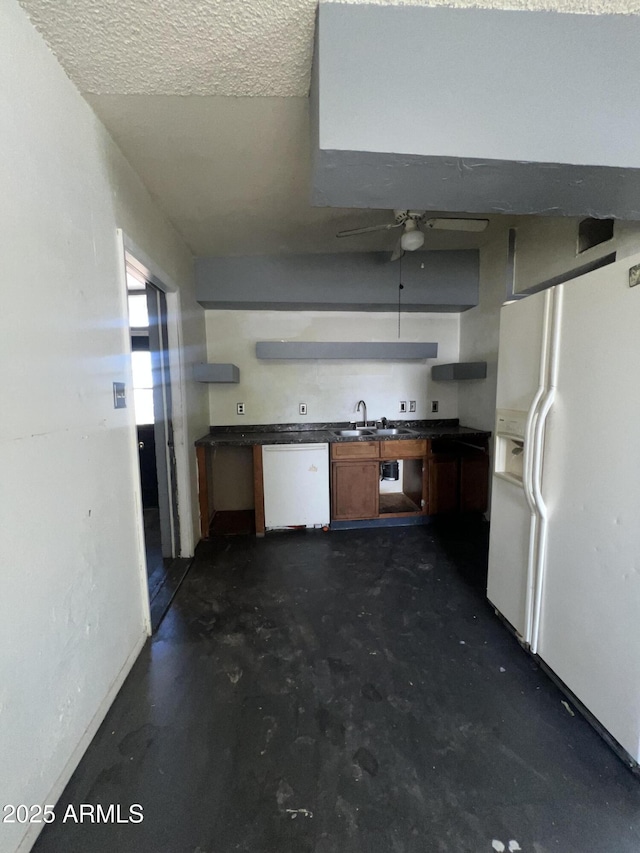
299 403 307 416
409 400 416 413
431 401 439 413
399 401 407 413
237 402 245 415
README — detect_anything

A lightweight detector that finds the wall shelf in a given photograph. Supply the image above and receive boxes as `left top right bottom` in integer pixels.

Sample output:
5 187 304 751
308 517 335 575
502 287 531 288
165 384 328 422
194 363 240 383
431 362 487 381
256 341 438 360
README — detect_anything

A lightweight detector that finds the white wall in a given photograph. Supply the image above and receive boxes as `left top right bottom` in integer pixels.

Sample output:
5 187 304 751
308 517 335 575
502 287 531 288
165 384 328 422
0 3 206 851
204 310 460 426
458 231 511 433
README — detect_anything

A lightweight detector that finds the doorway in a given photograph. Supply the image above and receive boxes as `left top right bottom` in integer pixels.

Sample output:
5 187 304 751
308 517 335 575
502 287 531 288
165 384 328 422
126 264 190 629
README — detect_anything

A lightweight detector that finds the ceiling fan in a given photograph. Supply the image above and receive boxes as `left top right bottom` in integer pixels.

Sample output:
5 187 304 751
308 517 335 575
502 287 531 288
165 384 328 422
336 210 489 261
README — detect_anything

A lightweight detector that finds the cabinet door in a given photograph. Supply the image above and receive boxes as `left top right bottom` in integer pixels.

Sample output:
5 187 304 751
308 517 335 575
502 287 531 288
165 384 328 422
428 456 459 514
331 461 379 520
460 454 489 513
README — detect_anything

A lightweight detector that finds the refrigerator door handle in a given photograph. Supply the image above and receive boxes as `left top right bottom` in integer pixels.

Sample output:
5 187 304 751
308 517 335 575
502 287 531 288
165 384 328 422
522 400 541 644
530 286 563 655
530 389 553 654
524 289 553 513
522 289 553 643
523 396 542 514
531 392 553 521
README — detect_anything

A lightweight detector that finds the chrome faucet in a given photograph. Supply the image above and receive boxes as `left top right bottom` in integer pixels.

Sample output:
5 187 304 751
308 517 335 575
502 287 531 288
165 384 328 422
356 400 368 427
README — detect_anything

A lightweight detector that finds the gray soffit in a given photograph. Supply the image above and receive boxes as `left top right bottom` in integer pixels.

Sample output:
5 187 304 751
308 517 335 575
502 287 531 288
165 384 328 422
193 363 240 383
312 153 640 220
195 251 479 313
432 362 488 381
256 342 438 360
311 5 640 219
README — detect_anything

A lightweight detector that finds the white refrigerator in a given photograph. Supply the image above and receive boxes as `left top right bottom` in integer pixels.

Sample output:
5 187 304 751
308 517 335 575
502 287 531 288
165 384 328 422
487 250 640 766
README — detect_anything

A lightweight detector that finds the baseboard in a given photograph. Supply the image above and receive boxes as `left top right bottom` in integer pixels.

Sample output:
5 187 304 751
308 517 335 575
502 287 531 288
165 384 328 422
16 630 148 853
149 557 194 632
330 516 431 530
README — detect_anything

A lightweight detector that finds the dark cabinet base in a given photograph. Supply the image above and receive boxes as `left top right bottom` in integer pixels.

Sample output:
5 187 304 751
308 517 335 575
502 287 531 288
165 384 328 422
428 456 459 514
460 455 490 513
429 439 490 515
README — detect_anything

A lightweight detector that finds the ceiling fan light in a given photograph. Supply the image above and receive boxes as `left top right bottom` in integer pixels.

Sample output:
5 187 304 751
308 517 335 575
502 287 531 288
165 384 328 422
400 224 425 251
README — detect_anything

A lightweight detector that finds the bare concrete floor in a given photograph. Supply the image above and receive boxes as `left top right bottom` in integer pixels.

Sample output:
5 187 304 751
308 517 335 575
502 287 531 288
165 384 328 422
33 520 640 853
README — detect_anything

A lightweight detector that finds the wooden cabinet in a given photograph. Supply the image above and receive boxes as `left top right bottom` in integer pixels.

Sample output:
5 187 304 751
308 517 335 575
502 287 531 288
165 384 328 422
428 438 490 515
331 461 379 520
460 454 490 513
428 455 459 514
331 439 429 522
196 432 490 539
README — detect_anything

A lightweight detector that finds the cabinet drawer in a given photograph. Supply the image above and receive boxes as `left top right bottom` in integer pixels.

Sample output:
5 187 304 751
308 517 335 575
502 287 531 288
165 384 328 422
331 441 379 460
380 439 427 459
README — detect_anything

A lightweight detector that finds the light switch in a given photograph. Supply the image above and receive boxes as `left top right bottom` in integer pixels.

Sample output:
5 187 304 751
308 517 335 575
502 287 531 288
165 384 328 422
113 382 126 409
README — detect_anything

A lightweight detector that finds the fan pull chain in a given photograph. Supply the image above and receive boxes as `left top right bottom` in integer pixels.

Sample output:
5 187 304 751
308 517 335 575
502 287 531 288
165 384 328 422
398 256 404 338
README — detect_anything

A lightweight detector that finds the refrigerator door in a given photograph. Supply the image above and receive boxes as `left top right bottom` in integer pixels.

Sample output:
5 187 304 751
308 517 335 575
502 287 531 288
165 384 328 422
537 252 640 763
487 476 532 638
495 290 550 413
487 289 550 641
262 443 330 529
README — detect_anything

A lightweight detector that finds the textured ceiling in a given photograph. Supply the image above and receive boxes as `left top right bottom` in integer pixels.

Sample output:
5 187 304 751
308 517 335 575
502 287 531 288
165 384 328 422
18 0 640 256
18 0 640 97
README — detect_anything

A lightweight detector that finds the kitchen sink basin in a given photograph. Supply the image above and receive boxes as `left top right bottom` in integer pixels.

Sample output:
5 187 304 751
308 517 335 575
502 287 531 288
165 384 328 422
332 427 415 437
332 429 374 437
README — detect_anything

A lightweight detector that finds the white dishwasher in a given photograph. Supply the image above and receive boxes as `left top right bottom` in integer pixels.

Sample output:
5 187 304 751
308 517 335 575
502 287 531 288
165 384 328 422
262 443 330 529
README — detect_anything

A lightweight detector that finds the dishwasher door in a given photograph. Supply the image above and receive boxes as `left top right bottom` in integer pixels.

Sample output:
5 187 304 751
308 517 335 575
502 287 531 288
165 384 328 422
262 443 330 529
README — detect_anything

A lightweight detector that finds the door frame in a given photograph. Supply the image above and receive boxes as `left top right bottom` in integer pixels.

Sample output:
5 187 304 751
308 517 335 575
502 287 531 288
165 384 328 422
146 282 181 559
116 231 195 602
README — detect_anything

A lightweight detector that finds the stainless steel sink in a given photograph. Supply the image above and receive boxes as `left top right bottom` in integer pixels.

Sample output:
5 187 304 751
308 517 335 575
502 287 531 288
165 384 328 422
332 429 374 437
370 428 413 436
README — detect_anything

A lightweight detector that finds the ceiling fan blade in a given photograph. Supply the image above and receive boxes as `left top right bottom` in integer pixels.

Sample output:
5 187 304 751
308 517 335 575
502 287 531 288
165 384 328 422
425 218 489 232
336 222 403 238
390 240 404 262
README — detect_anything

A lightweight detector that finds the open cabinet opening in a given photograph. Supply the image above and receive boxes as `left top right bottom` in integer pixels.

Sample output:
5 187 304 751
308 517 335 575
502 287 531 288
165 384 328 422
378 458 423 514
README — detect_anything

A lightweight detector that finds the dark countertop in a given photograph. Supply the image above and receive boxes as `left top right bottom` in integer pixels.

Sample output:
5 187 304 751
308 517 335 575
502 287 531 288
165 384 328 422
195 420 491 448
